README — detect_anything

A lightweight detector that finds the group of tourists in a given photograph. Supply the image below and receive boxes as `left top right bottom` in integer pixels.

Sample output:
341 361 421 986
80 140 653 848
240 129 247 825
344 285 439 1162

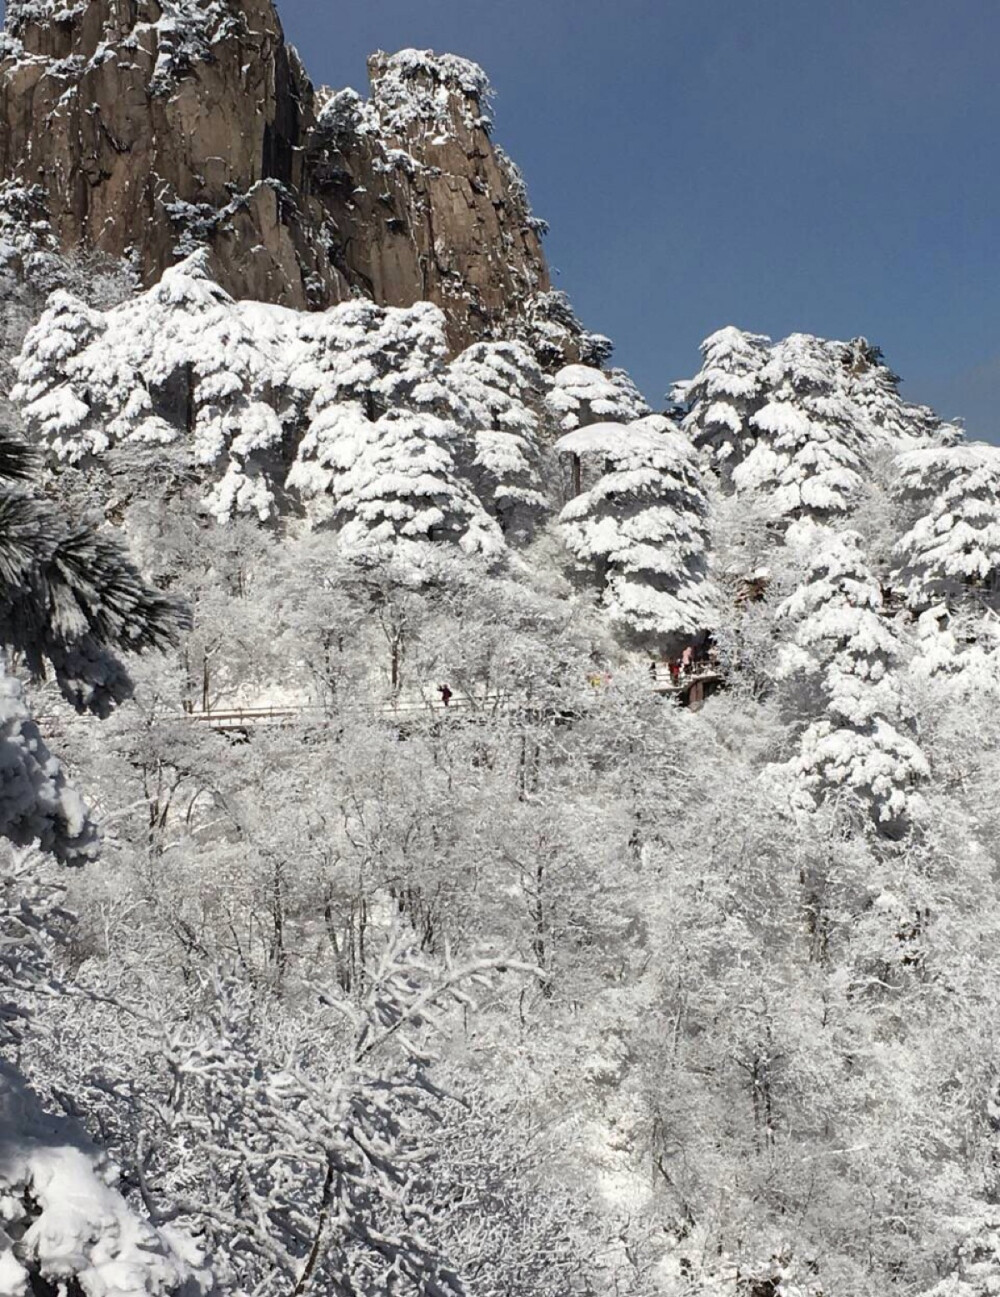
654 641 718 685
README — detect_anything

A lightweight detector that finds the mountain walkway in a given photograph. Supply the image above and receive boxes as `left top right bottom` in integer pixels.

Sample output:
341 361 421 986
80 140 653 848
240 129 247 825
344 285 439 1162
34 670 722 739
181 668 722 733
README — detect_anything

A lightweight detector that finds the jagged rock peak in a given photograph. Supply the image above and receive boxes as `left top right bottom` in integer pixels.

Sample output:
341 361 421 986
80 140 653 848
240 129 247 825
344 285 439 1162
0 0 557 353
365 48 494 131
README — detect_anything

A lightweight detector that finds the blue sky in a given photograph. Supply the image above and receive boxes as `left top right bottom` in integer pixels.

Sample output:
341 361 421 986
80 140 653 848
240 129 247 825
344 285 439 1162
7 1 998 435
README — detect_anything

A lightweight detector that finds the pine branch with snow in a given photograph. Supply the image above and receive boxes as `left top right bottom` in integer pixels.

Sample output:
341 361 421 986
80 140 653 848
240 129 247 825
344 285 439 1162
545 363 649 434
773 529 928 834
556 415 716 642
448 341 549 541
893 442 1000 613
674 325 771 484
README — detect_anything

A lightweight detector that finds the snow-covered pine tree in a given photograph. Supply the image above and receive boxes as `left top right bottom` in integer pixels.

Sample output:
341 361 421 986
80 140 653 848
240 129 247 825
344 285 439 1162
516 289 614 370
447 341 549 540
13 253 286 521
545 362 649 434
839 335 949 450
287 299 466 521
10 289 112 463
673 325 771 484
323 408 503 569
289 305 512 564
774 529 928 835
735 333 869 526
298 297 454 423
893 442 1000 614
555 415 716 643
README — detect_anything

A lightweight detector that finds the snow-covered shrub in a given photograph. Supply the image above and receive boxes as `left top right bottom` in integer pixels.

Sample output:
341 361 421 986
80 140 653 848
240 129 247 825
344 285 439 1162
517 289 614 370
840 335 951 451
0 1061 208 1297
368 48 494 136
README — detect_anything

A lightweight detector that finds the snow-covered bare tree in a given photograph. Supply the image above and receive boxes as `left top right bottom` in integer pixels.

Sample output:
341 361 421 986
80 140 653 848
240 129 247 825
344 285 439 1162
44 932 536 1297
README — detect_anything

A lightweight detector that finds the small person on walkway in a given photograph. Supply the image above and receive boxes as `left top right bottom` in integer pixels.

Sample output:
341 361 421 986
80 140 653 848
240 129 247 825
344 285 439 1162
681 645 695 675
438 683 453 707
669 659 681 684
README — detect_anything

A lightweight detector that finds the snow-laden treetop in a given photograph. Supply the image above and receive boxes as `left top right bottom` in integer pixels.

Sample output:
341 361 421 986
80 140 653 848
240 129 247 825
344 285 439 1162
674 324 964 525
12 252 497 532
8 250 729 638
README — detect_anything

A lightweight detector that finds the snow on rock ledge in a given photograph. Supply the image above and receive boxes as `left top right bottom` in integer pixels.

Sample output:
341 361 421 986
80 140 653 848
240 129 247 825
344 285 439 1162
0 0 556 353
368 48 493 135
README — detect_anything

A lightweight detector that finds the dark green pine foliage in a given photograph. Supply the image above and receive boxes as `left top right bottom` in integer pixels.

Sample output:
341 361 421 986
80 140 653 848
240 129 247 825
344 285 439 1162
0 412 183 714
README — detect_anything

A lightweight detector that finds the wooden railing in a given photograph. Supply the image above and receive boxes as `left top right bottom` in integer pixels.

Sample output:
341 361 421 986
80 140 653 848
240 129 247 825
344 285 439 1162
184 671 723 732
34 671 723 736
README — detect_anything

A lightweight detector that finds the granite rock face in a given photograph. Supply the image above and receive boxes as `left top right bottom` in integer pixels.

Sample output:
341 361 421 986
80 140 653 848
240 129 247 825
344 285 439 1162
0 0 552 350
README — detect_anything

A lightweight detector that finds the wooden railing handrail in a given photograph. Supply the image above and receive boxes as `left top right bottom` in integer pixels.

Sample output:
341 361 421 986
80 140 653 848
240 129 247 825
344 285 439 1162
34 670 723 734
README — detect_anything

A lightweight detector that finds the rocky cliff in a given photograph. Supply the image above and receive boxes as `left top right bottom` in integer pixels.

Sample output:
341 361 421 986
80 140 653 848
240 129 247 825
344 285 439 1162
0 0 553 351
